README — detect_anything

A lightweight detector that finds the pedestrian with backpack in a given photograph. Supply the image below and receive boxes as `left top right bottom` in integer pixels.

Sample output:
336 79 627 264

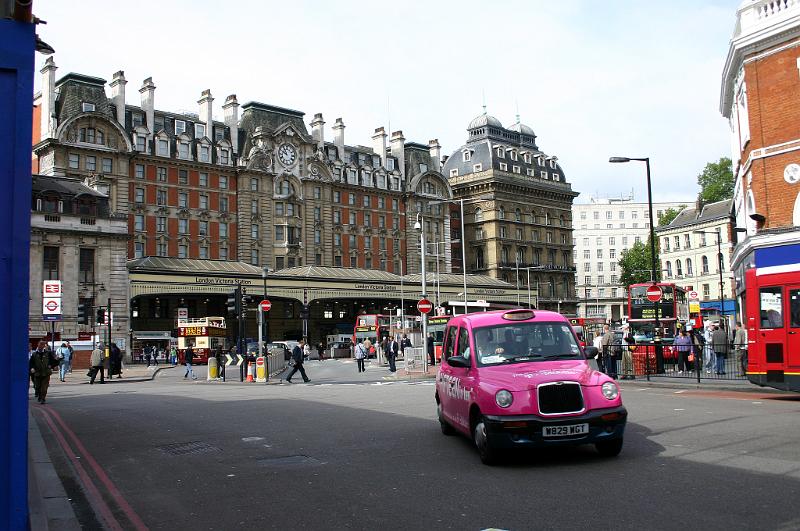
354 340 367 373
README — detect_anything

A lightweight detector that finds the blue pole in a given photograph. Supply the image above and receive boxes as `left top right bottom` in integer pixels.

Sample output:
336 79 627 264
0 19 35 530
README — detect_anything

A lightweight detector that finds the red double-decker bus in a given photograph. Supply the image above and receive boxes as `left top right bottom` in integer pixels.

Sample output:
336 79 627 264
627 283 689 343
353 314 392 357
739 243 800 392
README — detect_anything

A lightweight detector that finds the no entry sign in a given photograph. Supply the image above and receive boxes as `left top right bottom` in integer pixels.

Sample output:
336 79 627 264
417 298 433 314
260 299 272 312
646 285 663 302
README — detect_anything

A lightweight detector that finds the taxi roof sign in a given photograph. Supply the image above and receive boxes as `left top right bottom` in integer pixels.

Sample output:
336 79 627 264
502 309 535 321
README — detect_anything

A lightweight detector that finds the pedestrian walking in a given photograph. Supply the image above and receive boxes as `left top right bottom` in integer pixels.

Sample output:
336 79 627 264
386 336 399 373
56 342 71 382
674 329 693 374
89 343 105 384
170 346 177 365
184 344 197 380
703 324 716 373
354 340 367 373
65 341 74 374
711 324 729 375
318 342 325 361
734 322 748 376
145 345 152 367
109 342 123 379
592 332 605 373
427 333 436 366
30 341 58 403
400 334 412 359
303 340 312 361
284 339 310 383
600 325 617 379
621 329 636 380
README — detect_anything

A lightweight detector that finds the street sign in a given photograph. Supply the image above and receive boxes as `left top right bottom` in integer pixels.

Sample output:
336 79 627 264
43 280 62 296
43 298 60 313
646 285 663 302
260 299 272 312
417 298 433 314
177 307 188 323
225 353 244 366
688 290 699 300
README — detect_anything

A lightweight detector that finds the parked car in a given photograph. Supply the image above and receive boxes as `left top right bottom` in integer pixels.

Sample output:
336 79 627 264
435 308 627 465
266 341 299 361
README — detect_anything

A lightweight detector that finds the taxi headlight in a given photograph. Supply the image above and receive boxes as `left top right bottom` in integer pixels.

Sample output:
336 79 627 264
601 382 619 400
495 389 513 408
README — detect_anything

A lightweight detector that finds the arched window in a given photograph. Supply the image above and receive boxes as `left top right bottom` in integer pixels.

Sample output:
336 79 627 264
702 255 709 274
686 258 693 276
515 208 522 222
475 248 485 269
516 247 525 264
676 259 683 276
474 208 483 222
279 179 291 195
666 261 673 277
498 206 505 220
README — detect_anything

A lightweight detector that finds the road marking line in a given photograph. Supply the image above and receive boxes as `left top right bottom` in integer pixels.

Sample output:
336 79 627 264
44 407 149 531
35 408 124 531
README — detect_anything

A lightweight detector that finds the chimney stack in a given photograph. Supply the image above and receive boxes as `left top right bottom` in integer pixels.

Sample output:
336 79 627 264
109 70 127 126
310 113 325 150
372 127 388 168
428 139 441 172
139 77 156 139
40 57 57 140
333 118 346 160
222 94 239 154
390 130 405 178
198 89 214 140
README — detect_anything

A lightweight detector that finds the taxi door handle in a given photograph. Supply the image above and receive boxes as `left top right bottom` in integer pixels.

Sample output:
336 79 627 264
790 332 798 335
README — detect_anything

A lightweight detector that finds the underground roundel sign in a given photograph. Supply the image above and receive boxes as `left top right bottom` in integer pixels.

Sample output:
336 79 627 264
417 298 433 314
646 285 663 302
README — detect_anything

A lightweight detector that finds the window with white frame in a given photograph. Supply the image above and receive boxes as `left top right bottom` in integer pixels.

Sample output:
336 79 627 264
499 162 508 171
178 192 188 208
195 124 206 139
450 169 459 177
178 218 188 234
199 172 208 186
135 164 145 178
157 139 169 157
199 194 208 210
513 165 521 174
219 176 227 189
85 156 96 171
69 154 79 169
497 147 505 158
219 222 228 238
199 221 208 236
219 148 229 165
134 215 144 231
157 167 167 182
157 217 166 232
540 171 547 179
136 135 146 152
82 102 95 112
135 188 144 203
199 145 210 163
178 141 190 159
175 120 186 135
134 242 144 258
102 158 112 173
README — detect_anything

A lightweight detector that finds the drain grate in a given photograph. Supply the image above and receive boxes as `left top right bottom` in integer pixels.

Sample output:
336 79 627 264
257 455 322 468
157 441 221 456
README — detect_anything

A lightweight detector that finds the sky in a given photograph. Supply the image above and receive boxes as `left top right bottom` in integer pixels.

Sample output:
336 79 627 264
33 0 739 204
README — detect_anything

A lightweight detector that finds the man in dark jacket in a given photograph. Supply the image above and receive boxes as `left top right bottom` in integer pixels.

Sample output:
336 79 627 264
386 337 399 373
284 339 310 383
184 345 197 380
711 324 729 375
30 341 58 404
426 333 436 366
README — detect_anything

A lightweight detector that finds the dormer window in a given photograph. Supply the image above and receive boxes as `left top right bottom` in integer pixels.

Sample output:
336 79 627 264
497 147 505 158
450 168 459 177
462 151 471 162
509 151 518 161
157 138 169 157
136 135 146 152
132 113 143 127
195 123 206 139
175 120 186 135
199 145 210 163
523 153 531 164
549 159 556 169
178 141 190 160
220 148 229 165
82 102 95 112
419 163 428 173
387 158 395 170
541 171 548 179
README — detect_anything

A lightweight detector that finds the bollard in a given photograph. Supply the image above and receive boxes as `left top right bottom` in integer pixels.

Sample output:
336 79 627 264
208 357 219 380
255 356 267 383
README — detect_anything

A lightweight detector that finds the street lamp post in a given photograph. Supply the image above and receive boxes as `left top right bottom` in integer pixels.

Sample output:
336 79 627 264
610 156 664 372
415 213 428 372
694 230 726 323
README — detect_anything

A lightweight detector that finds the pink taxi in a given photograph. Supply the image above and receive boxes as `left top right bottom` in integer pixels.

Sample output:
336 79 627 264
435 309 626 465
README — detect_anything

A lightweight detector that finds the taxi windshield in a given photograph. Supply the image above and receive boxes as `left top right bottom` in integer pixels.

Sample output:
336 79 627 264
473 321 582 366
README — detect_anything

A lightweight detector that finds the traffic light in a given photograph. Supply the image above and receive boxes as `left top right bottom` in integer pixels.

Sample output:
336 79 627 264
77 303 88 325
300 304 310 319
96 308 105 324
226 288 239 314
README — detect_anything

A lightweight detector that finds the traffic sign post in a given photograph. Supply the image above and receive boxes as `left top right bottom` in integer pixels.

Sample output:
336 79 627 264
646 285 663 302
688 290 699 300
259 300 272 312
417 298 433 315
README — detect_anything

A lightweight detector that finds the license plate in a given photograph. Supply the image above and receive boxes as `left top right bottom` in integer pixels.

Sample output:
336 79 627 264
543 423 589 437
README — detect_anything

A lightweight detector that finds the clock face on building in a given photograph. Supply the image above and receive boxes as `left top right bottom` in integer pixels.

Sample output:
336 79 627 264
784 163 800 184
278 144 297 167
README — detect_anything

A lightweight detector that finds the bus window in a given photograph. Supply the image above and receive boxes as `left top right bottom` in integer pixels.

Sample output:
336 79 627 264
790 289 800 328
760 287 783 328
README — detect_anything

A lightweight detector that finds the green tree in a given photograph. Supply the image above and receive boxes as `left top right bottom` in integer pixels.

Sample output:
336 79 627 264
618 239 660 288
697 157 734 203
657 205 686 227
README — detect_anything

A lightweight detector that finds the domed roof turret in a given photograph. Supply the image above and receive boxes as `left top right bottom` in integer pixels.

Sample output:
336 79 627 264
468 112 503 130
508 121 535 136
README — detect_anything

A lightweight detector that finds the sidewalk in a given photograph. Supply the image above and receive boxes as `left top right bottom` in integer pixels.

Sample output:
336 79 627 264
50 364 173 386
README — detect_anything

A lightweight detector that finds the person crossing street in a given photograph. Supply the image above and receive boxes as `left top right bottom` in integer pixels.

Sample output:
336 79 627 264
284 339 310 383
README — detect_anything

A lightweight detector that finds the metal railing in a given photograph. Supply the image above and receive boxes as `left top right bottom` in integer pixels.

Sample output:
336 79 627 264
596 341 748 382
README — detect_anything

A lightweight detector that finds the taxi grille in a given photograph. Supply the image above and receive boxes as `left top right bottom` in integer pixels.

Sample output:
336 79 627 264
537 382 584 415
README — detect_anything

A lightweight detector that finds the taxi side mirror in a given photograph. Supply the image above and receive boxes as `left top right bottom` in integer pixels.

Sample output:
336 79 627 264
448 356 470 368
584 346 599 359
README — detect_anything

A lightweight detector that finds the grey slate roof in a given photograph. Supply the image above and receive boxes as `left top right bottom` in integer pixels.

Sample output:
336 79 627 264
657 199 733 231
54 73 113 125
239 101 310 155
32 174 106 198
128 257 264 275
469 113 503 129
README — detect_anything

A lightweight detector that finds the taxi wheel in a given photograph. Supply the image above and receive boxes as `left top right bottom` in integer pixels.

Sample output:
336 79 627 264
595 437 623 457
438 404 456 436
473 417 498 465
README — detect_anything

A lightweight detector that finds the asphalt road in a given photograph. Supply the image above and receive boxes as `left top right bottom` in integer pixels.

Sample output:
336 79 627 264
33 359 800 531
